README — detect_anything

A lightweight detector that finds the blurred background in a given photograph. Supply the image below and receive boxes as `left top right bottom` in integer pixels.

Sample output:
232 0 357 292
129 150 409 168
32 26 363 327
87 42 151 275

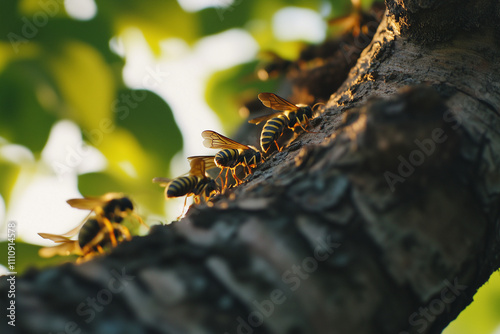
0 0 497 332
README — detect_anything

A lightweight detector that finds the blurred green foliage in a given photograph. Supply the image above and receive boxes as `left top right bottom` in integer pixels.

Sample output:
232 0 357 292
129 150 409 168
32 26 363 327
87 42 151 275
206 60 279 133
0 240 77 273
0 0 363 237
0 1 498 332
444 273 500 334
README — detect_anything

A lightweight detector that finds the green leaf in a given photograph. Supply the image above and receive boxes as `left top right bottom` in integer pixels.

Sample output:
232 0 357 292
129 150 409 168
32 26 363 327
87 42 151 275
0 240 77 275
0 59 58 153
325 0 353 16
35 17 120 66
45 40 115 132
443 273 500 334
95 0 198 53
114 89 182 170
0 161 21 206
206 60 278 132
196 1 255 37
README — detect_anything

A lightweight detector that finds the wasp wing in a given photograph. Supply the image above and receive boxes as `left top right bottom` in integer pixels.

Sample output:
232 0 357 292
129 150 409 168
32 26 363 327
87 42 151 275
60 212 96 238
38 232 74 243
201 130 250 150
248 112 286 125
152 177 173 187
187 157 206 177
67 198 104 210
38 241 81 258
66 193 123 210
38 211 91 240
187 156 218 175
258 93 299 112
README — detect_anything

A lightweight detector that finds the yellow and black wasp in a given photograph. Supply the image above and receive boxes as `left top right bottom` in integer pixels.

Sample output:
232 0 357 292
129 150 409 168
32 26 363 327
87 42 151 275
38 193 146 262
249 93 318 153
201 130 263 187
66 193 148 246
38 215 131 262
153 156 220 216
186 156 221 202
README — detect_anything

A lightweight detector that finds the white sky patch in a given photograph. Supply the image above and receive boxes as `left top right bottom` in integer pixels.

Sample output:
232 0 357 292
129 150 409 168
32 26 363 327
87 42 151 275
121 28 257 159
109 36 126 58
64 0 97 21
159 38 191 60
177 0 233 12
0 265 8 276
42 120 107 179
272 7 326 43
0 144 35 165
6 174 88 246
195 29 258 70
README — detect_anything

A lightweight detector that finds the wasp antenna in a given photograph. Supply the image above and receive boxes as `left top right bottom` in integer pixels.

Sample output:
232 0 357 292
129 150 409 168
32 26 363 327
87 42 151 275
312 102 326 113
132 212 149 229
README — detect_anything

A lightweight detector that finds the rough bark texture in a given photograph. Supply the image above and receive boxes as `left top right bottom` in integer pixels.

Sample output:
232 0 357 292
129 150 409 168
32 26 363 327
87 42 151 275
3 1 500 333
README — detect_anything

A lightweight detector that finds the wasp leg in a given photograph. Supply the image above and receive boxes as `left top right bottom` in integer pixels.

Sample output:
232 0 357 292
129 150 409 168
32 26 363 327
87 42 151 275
244 163 253 176
214 169 225 191
224 168 231 189
124 210 149 230
113 223 131 241
177 196 190 220
300 119 318 133
274 140 282 152
101 218 118 247
129 212 149 230
193 195 201 205
230 168 243 186
77 255 91 264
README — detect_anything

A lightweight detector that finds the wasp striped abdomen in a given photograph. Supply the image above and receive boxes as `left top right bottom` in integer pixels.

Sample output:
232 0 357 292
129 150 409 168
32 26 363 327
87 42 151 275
77 218 102 251
77 218 123 253
215 148 240 168
261 114 288 152
166 176 199 198
250 93 318 153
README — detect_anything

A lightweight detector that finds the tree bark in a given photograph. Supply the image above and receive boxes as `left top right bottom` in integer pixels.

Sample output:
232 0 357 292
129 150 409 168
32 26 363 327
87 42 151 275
3 1 500 333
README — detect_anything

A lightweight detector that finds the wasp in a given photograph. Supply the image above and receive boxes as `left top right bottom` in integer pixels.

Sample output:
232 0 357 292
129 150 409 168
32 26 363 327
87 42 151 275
65 193 148 246
186 156 221 202
249 93 319 153
201 130 263 186
153 156 220 217
38 194 146 261
38 193 146 261
38 216 131 262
